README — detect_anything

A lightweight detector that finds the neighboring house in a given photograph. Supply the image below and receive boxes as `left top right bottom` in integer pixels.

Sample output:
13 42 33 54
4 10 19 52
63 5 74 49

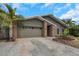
12 14 68 40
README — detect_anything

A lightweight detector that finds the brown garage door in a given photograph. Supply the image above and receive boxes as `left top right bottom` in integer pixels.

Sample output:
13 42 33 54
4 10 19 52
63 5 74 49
17 26 43 38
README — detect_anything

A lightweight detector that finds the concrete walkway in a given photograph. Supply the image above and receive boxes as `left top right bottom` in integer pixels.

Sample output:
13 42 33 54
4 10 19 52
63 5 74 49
0 37 79 56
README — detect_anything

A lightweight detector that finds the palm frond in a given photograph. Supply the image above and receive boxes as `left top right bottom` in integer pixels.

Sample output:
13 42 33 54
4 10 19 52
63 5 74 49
13 8 17 15
0 8 7 14
3 3 16 18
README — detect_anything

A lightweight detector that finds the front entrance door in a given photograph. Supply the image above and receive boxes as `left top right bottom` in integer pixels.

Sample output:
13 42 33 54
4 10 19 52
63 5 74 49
47 25 52 37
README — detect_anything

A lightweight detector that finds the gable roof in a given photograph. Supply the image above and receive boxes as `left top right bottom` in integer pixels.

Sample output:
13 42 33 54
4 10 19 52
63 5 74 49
16 14 68 28
16 16 56 26
41 14 68 28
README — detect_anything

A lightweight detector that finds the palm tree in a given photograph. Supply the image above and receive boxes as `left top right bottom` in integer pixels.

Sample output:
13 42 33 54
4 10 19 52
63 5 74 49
62 19 76 28
0 3 17 41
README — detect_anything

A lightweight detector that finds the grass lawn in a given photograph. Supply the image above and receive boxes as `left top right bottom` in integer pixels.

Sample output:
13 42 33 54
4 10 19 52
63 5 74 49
71 37 79 48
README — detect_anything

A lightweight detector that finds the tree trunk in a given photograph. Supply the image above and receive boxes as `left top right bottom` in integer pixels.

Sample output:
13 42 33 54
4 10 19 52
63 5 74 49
6 27 10 41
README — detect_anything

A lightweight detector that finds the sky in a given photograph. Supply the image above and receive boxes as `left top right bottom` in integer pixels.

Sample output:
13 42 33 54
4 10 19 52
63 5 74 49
0 3 79 24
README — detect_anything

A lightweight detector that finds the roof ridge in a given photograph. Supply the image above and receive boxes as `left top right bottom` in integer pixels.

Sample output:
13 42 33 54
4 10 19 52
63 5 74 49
24 14 52 18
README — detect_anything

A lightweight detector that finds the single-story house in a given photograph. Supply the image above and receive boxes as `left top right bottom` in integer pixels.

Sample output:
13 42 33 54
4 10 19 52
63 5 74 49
12 14 68 40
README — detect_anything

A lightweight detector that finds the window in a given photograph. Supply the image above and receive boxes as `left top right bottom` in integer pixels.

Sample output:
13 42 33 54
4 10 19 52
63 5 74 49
32 27 34 29
0 28 1 30
57 28 59 34
19 26 42 29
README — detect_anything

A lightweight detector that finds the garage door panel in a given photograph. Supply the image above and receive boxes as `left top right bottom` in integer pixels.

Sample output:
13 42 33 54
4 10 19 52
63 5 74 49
17 28 42 38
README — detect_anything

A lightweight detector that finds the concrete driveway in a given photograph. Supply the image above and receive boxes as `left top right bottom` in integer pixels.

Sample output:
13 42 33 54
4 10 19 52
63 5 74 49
0 37 79 56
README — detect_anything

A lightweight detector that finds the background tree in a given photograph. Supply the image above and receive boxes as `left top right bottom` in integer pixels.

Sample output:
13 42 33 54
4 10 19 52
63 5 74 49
62 19 76 28
62 19 79 37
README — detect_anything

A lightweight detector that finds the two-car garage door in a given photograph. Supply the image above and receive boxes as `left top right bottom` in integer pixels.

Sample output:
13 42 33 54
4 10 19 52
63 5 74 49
17 19 43 38
17 27 42 38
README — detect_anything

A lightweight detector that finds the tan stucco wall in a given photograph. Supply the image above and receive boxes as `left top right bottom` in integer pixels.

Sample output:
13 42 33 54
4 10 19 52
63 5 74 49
55 25 64 36
21 19 43 27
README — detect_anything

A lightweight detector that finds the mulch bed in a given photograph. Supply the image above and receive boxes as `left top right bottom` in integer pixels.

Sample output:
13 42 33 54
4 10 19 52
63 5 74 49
53 36 79 48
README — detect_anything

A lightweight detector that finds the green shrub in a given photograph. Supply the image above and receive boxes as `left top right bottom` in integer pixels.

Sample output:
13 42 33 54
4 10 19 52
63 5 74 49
63 29 69 37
